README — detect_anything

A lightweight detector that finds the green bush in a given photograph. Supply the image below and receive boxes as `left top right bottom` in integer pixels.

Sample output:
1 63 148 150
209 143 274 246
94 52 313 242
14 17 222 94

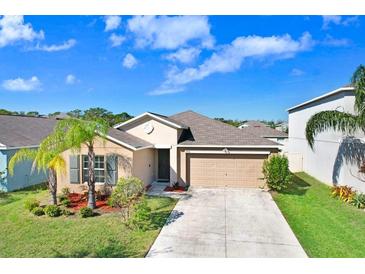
24 198 40 212
44 205 61 217
262 154 292 191
128 196 152 231
108 176 144 221
351 193 365 209
61 208 73 216
58 194 67 202
79 207 93 218
61 198 71 207
31 206 45 216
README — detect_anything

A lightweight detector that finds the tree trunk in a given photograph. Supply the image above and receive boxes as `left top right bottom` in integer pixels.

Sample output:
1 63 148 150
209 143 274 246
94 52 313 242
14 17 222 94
87 144 96 209
48 168 57 205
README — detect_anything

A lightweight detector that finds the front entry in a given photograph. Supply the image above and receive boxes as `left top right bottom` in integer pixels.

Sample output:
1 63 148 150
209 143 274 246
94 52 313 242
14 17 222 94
158 149 170 181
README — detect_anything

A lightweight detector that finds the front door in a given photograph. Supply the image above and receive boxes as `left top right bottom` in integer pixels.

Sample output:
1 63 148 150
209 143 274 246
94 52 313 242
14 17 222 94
158 149 170 181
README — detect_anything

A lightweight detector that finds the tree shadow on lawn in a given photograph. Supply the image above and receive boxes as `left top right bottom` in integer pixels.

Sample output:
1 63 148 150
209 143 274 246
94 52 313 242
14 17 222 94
52 239 139 258
150 209 184 228
277 174 311 196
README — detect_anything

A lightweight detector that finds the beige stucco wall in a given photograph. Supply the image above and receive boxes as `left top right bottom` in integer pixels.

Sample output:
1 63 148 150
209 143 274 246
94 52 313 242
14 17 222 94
177 147 278 186
132 148 155 186
58 137 133 193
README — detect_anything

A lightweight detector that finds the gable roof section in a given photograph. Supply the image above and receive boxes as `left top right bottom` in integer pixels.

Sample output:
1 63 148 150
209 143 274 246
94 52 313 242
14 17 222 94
169 111 279 147
240 121 288 138
287 85 355 112
113 112 187 129
0 115 57 149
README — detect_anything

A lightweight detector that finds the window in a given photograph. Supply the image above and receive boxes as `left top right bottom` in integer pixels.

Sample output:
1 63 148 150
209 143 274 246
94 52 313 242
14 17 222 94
82 155 105 183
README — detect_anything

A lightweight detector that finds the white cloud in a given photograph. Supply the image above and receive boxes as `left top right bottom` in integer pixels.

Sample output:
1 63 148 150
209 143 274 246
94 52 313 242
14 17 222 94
65 74 79 85
127 16 214 50
0 15 44 48
290 68 305 77
2 76 41 91
322 35 351 47
150 32 314 95
32 39 76 52
109 33 125 47
122 53 138 69
104 16 121 32
322 15 359 29
165 47 201 64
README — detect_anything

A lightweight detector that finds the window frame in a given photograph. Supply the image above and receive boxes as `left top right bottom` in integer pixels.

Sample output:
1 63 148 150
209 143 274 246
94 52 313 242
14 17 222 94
82 155 106 184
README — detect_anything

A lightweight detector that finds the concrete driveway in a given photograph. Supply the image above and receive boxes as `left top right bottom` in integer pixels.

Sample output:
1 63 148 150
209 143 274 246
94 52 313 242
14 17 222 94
147 187 307 258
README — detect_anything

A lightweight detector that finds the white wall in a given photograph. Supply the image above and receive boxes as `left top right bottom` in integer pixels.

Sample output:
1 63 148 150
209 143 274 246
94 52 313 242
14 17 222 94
288 90 365 192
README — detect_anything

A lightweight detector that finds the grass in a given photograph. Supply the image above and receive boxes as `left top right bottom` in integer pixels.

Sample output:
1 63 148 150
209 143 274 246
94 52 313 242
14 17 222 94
0 187 177 258
272 172 365 258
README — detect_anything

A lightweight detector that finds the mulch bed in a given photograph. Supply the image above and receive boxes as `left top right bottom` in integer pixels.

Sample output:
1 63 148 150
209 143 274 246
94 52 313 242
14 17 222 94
163 186 186 192
67 193 119 213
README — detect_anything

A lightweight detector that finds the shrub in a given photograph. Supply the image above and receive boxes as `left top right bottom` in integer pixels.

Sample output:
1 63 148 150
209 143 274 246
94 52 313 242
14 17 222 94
31 206 45 216
61 208 73 216
331 186 355 203
79 207 93 218
128 196 152 231
61 198 71 207
108 176 144 221
24 198 40 212
351 193 365 209
61 187 70 196
44 205 61 217
262 154 292 191
58 194 67 202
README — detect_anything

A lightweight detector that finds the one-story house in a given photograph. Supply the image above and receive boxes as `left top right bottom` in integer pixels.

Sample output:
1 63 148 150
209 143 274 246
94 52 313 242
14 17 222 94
238 120 288 153
58 110 280 193
287 85 365 192
0 115 57 191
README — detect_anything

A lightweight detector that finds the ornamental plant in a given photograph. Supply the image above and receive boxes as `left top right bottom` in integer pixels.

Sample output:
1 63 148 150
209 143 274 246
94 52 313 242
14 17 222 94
262 154 292 191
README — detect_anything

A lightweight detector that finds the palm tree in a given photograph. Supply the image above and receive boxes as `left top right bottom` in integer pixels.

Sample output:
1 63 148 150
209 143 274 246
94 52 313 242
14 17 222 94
49 118 109 209
306 65 365 149
8 135 66 205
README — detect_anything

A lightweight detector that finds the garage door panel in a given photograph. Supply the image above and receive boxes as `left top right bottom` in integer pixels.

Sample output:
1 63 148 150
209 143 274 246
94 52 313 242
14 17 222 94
188 153 266 188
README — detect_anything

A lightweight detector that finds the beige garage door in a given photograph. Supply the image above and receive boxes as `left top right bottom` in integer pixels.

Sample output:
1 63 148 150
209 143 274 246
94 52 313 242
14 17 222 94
187 154 267 188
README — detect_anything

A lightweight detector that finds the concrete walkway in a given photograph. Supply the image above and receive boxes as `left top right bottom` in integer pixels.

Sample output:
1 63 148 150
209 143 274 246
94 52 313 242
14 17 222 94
147 187 307 258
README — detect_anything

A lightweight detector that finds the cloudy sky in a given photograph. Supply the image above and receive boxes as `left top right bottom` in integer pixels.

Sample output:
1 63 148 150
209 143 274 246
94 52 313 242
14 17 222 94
0 15 363 119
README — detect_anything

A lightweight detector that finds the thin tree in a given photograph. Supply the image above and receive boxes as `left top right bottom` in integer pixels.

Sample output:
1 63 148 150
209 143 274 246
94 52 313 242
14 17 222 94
49 118 109 209
306 65 365 150
8 135 66 205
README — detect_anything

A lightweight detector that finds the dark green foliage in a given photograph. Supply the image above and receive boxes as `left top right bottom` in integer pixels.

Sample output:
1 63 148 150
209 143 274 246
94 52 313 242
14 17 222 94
24 198 40 212
351 193 365 209
44 205 61 217
61 208 73 216
61 198 71 207
79 207 93 218
262 154 292 191
306 65 365 148
31 207 45 216
128 196 152 231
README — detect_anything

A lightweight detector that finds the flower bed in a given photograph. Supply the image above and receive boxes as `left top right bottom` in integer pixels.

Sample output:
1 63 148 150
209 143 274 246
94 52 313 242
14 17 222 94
163 186 186 192
67 193 118 213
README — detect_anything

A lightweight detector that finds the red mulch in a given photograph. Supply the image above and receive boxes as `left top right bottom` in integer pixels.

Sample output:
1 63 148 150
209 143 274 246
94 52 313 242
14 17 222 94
67 193 119 213
164 186 186 192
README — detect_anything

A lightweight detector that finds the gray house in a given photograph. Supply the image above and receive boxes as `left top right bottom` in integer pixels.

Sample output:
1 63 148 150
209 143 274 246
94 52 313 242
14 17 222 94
0 115 56 191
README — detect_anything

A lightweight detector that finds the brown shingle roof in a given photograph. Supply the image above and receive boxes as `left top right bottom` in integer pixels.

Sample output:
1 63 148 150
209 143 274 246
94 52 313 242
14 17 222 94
240 121 288 138
169 111 279 146
0 115 57 148
108 128 152 149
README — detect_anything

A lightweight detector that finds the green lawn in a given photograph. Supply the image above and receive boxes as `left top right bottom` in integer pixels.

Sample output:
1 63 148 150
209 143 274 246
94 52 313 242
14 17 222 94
0 186 177 258
272 172 365 258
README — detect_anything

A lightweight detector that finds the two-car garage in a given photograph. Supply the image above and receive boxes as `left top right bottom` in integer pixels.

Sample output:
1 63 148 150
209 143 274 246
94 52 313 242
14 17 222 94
186 152 268 188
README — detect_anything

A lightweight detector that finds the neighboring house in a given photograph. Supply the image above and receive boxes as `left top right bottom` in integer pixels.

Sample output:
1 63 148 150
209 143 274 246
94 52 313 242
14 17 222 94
287 85 365 192
58 110 280 192
275 122 288 132
0 115 57 191
238 120 288 153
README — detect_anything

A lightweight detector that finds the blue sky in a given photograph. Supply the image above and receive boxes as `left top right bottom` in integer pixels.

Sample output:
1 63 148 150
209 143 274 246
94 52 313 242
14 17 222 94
0 15 364 120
